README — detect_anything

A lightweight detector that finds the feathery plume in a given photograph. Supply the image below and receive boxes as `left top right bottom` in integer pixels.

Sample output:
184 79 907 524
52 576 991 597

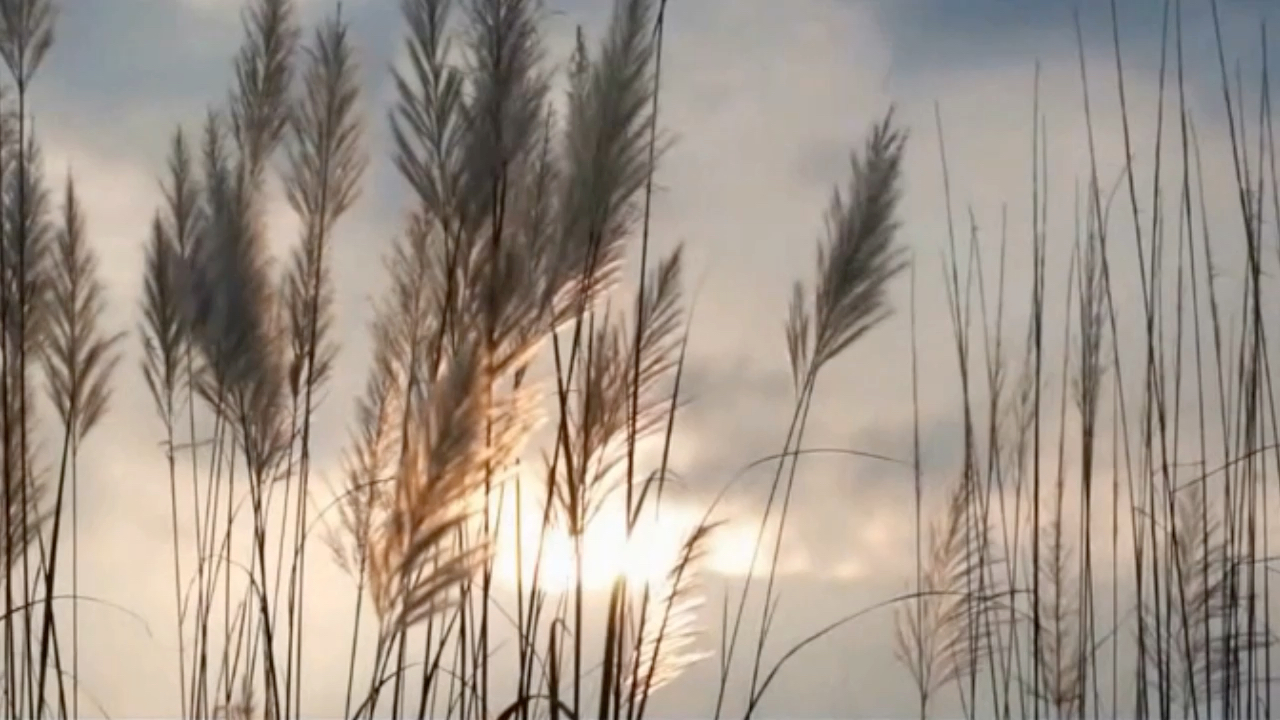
325 324 401 577
138 224 187 463
553 247 684 536
550 0 661 316
42 176 121 441
368 333 535 634
785 110 907 392
628 521 718 705
894 474 997 718
283 8 367 398
142 130 203 420
230 0 298 180
457 0 548 234
181 111 287 470
2 133 51 368
391 0 468 230
0 0 56 88
1035 516 1084 717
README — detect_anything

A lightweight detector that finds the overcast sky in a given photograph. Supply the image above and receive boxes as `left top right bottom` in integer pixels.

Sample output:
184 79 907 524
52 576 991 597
23 0 1280 717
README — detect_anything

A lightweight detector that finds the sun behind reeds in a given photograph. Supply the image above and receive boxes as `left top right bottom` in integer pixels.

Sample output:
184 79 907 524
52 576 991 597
490 484 709 592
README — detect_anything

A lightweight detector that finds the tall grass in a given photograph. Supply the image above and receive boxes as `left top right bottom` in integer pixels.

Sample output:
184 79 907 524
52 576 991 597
1 0 1279 718
883 2 1280 719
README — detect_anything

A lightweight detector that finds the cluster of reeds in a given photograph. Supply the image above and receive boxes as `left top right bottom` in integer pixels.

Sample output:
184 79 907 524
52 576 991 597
0 0 125 717
0 0 912 716
889 2 1280 720
17 0 1280 717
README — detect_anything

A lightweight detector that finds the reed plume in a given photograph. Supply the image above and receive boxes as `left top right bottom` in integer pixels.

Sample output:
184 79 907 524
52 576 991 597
34 173 122 715
785 111 909 392
626 520 719 715
282 8 366 400
727 110 908 718
365 332 534 637
895 474 998 720
42 176 120 442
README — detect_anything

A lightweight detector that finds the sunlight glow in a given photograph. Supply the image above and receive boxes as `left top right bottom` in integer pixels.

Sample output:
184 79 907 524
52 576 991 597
489 483 750 593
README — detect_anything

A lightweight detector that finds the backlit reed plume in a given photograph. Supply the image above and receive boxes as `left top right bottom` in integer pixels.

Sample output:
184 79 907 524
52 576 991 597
1035 515 1084 718
0 116 45 586
282 8 366 400
165 3 300 719
895 474 996 720
3 130 53 719
0 0 56 91
626 520 719 715
550 0 661 316
1143 489 1232 714
551 247 684 538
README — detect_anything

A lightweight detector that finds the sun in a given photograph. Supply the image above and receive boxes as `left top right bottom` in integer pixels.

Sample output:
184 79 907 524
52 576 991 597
489 484 718 593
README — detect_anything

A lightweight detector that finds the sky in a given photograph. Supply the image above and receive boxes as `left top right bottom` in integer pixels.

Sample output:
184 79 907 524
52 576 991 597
18 0 1280 717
